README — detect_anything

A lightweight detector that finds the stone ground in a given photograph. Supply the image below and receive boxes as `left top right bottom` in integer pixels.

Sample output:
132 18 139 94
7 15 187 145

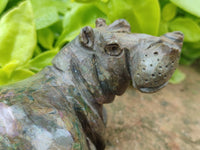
105 65 200 150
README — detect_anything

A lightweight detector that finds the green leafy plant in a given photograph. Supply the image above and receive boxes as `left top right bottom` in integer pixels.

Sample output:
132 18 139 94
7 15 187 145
0 0 199 85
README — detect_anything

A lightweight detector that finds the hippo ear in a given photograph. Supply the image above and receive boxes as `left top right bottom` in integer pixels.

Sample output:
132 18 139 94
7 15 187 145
107 19 131 33
79 26 94 49
96 18 107 27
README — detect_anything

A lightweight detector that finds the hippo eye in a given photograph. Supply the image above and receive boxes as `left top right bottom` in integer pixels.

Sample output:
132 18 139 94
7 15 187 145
104 43 122 56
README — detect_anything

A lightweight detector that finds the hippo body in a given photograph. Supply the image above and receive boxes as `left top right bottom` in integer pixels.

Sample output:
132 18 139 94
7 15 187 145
0 19 183 150
0 67 101 150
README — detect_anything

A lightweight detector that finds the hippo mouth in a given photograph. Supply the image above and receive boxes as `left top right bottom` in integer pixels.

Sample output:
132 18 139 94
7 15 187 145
136 82 168 93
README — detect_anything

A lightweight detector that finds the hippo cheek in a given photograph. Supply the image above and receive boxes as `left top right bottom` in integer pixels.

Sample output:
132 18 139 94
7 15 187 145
130 47 180 93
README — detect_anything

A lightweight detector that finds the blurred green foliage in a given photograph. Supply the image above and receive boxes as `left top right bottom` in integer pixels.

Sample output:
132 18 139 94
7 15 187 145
0 0 199 85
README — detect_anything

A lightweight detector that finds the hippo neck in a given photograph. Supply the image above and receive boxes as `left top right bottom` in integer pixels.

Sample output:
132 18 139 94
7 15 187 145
71 55 115 102
52 41 110 149
67 39 116 103
52 38 112 110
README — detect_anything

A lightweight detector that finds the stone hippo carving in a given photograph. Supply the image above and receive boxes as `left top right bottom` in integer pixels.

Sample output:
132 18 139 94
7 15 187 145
0 18 183 150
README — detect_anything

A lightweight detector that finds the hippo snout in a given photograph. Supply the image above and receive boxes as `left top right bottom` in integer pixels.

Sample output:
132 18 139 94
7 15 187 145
130 32 184 93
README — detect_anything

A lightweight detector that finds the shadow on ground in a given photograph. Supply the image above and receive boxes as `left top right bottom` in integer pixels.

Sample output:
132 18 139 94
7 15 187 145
105 66 200 150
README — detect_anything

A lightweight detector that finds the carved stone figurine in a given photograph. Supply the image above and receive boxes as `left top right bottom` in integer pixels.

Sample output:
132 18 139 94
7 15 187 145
0 19 183 150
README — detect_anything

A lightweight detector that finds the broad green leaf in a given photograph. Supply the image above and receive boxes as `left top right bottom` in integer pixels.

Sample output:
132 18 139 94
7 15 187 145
56 30 80 48
2 60 19 78
97 0 160 35
127 0 160 35
162 3 177 21
159 0 170 8
50 19 63 39
94 1 110 15
33 6 59 30
49 0 73 15
33 45 42 57
101 0 109 2
96 0 140 32
179 55 196 66
0 0 8 15
169 18 200 42
30 0 71 18
102 0 136 25
170 0 200 17
0 1 36 67
27 50 58 72
37 28 55 49
73 0 98 2
158 21 169 35
169 69 186 84
62 4 105 31
2 0 23 13
0 69 8 85
182 42 200 59
56 4 106 47
10 69 34 83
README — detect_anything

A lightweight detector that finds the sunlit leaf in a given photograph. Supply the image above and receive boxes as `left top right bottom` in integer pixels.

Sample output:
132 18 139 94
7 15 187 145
0 69 8 85
10 69 35 83
182 42 200 59
56 4 105 47
158 21 169 35
169 17 200 42
2 60 19 78
27 50 58 72
96 0 160 35
171 0 200 17
30 0 71 17
0 1 36 67
32 6 59 30
73 0 98 2
33 45 42 57
0 0 8 15
179 55 196 66
169 69 186 84
162 3 177 21
129 0 160 35
37 28 55 49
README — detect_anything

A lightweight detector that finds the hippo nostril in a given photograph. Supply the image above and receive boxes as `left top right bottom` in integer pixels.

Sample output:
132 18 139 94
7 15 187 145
154 51 158 55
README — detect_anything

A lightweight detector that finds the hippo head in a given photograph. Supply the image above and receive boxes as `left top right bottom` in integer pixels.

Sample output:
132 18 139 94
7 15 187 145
77 18 183 96
78 19 183 96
